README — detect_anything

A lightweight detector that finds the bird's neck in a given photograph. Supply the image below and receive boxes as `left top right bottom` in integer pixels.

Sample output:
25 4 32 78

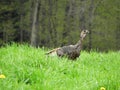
75 38 83 50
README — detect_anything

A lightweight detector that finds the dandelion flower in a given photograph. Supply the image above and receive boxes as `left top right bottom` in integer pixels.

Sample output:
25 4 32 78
0 74 6 79
100 87 106 90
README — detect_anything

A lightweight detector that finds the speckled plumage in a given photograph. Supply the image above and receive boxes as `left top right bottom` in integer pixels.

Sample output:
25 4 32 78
46 30 89 60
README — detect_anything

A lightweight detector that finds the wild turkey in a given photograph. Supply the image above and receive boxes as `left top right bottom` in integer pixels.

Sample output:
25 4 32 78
46 30 89 60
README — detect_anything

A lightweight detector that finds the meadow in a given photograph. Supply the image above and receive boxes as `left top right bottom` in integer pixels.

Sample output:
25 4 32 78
0 44 120 90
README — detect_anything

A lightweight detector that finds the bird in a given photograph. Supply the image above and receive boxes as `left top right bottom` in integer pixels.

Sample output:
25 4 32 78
46 30 89 60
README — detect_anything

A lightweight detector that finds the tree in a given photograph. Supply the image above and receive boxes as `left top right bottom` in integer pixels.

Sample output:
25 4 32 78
0 0 120 51
31 0 40 47
79 0 87 30
88 0 94 50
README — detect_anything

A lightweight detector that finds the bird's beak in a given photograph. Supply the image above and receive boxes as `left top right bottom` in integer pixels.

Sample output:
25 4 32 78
87 31 89 33
86 30 89 33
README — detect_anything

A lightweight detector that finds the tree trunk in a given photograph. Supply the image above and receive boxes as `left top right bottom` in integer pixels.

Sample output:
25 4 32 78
88 0 94 51
3 29 6 43
31 0 39 47
79 0 86 30
115 16 120 50
63 0 76 45
20 14 23 43
3 27 7 43
88 0 103 51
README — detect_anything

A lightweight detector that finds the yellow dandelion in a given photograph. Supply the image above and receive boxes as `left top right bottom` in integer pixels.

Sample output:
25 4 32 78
100 87 106 90
0 74 6 79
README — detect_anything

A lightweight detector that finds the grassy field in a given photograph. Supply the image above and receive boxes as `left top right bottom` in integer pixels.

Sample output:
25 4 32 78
0 44 120 90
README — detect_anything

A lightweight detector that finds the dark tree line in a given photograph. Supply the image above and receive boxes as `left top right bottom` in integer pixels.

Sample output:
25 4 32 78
0 0 120 51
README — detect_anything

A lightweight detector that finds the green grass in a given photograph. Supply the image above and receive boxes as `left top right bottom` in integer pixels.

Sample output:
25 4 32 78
0 44 120 90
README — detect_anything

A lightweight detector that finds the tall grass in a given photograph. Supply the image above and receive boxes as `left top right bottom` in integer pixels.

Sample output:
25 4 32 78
0 44 120 90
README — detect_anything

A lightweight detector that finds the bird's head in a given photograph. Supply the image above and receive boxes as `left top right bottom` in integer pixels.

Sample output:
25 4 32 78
80 30 89 40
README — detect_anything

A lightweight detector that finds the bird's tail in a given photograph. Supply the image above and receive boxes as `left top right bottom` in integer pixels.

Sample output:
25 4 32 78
45 48 60 55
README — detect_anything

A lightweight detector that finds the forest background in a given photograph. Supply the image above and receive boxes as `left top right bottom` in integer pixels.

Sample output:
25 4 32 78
0 0 120 51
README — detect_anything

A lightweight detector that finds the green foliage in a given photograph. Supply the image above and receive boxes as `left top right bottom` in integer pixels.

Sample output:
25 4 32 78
0 0 120 50
0 44 120 90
